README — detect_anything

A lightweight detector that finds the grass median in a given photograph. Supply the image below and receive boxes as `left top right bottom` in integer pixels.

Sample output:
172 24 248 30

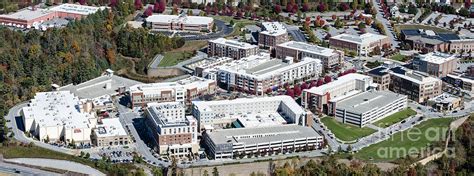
355 118 453 162
374 108 417 128
321 117 377 142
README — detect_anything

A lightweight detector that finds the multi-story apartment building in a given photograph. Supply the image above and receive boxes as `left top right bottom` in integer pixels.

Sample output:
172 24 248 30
329 33 390 56
368 66 443 103
192 96 307 131
443 74 474 95
128 76 216 107
302 73 374 114
208 38 258 59
275 41 343 68
400 29 474 54
203 125 323 160
368 67 391 90
258 22 289 50
92 118 130 147
334 90 408 127
146 14 214 32
216 53 322 95
145 102 198 157
412 52 458 77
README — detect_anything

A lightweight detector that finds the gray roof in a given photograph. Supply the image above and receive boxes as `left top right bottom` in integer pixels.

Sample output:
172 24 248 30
337 90 406 114
245 59 290 75
59 75 142 99
208 125 320 145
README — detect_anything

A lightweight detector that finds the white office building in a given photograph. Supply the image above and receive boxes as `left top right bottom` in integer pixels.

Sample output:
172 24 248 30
192 96 307 131
334 90 408 127
93 118 130 147
203 125 323 160
21 91 96 145
275 41 343 68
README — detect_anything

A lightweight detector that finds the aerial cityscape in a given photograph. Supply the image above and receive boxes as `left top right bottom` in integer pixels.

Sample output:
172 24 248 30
0 0 473 175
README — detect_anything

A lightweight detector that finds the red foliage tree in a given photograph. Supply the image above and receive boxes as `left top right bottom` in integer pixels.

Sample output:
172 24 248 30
294 85 302 96
302 3 309 12
324 76 332 83
310 80 317 88
317 2 326 12
301 82 309 90
155 0 166 13
275 5 282 14
286 2 293 12
332 14 337 20
316 79 324 87
236 10 243 18
291 3 298 13
319 20 325 26
109 0 118 7
134 0 143 10
466 0 471 9
286 88 295 98
144 6 153 17
79 0 86 5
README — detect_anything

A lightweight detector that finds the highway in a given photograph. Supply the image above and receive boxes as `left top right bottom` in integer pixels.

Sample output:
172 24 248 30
0 160 61 176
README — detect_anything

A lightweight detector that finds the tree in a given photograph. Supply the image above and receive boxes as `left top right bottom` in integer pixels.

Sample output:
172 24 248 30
293 84 302 96
301 82 308 90
332 14 337 20
85 152 90 159
212 167 219 176
229 19 234 26
324 76 332 83
134 0 143 10
202 170 209 176
316 79 324 86
79 0 86 5
275 4 282 13
339 2 349 11
365 18 372 25
347 144 353 152
144 6 153 17
152 167 163 176
466 0 472 9
286 88 295 98
358 22 366 29
317 2 327 12
302 3 309 12
80 151 85 157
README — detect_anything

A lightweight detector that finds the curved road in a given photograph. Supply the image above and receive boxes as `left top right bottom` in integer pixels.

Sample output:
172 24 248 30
5 158 105 176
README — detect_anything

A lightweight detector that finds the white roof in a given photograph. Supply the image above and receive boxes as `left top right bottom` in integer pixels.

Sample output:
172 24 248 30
95 118 127 138
330 32 388 46
305 73 371 95
0 8 53 21
209 38 258 50
416 52 457 64
49 3 106 15
146 14 213 25
22 91 93 129
260 22 287 36
389 69 441 85
428 92 460 104
217 53 321 80
277 41 339 57
129 76 214 94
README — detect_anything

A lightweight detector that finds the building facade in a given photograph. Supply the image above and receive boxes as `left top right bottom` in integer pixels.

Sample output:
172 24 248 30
302 73 374 114
146 14 214 32
427 93 462 112
208 38 258 60
216 53 322 95
412 52 458 77
192 96 307 131
92 118 130 147
258 22 289 50
334 90 408 127
203 125 323 160
129 76 216 107
275 41 343 68
145 102 198 157
329 33 390 56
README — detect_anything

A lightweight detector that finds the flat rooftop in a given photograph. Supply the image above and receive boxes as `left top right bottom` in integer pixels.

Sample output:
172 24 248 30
336 90 406 114
388 67 440 85
278 41 337 57
260 22 287 36
429 93 460 104
330 32 388 45
235 112 287 128
210 38 258 50
59 74 142 99
305 73 371 95
416 52 457 64
147 14 213 25
49 3 106 15
22 91 93 129
208 124 320 145
0 8 53 21
96 118 127 138
146 102 193 128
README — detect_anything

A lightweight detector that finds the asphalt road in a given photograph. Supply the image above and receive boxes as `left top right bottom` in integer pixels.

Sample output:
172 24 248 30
0 161 60 176
372 0 399 49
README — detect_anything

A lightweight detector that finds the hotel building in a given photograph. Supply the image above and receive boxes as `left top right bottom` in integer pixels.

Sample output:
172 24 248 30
145 102 198 157
208 38 259 60
275 41 343 68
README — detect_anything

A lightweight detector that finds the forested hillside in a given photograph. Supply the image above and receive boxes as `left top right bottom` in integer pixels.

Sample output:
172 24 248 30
0 2 184 142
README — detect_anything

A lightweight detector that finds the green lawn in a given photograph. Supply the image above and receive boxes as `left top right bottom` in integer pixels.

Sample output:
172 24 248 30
212 16 257 38
365 61 382 69
159 51 194 67
374 108 417 128
321 117 377 141
390 53 408 62
355 118 453 161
